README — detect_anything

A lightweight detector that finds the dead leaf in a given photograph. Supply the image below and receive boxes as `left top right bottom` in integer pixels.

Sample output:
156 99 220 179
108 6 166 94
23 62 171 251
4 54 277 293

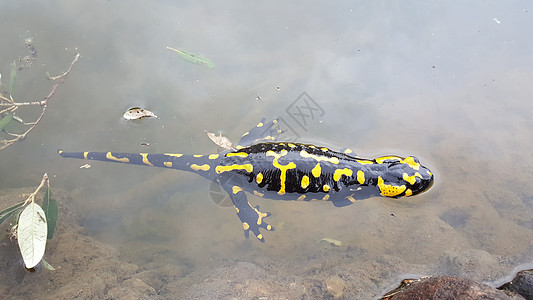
205 131 235 151
123 107 157 120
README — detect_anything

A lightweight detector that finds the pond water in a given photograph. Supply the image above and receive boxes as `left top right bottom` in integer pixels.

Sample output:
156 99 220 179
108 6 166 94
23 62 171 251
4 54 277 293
1 1 532 298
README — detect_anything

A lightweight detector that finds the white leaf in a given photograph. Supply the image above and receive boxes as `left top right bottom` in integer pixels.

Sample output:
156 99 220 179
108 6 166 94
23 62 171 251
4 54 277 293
17 202 47 269
205 131 235 151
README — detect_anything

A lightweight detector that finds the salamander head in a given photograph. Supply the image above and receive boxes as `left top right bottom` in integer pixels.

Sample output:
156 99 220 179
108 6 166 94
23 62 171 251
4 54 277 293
374 155 434 198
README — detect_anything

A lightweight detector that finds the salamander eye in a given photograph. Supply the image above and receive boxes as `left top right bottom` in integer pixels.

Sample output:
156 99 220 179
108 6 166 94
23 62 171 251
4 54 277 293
407 156 420 164
388 161 402 168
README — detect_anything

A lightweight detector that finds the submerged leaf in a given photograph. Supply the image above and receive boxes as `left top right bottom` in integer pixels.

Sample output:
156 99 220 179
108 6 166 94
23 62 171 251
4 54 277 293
17 202 48 269
123 107 157 120
42 188 58 239
206 131 235 151
320 238 343 247
0 115 14 131
9 67 16 96
41 258 55 271
166 46 215 69
0 201 25 226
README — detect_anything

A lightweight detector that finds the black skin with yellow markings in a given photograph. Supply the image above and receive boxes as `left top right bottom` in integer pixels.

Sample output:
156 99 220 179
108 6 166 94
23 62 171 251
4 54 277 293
59 118 434 242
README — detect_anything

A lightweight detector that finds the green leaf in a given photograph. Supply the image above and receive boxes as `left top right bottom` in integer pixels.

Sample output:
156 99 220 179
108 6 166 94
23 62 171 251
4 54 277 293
0 201 25 225
17 202 48 269
41 258 56 271
9 67 16 96
0 115 13 131
42 188 58 239
166 46 215 69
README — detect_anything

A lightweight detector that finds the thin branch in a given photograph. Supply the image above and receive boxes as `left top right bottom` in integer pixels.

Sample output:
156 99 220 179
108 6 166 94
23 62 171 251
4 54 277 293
0 53 80 150
23 173 49 206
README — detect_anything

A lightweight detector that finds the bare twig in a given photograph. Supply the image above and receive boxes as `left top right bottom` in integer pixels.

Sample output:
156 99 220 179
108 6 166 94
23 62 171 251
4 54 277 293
23 173 49 206
0 53 80 150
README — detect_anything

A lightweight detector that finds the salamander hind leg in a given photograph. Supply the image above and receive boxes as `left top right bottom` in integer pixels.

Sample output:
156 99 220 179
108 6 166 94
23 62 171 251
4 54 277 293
236 117 284 148
222 184 274 242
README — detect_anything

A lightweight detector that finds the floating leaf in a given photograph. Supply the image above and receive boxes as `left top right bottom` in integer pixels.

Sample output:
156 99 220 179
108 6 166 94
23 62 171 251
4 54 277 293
206 131 235 151
42 188 58 239
17 202 48 269
123 107 157 120
166 46 215 69
320 238 343 247
0 201 25 226
41 258 55 271
0 115 14 131
9 67 16 96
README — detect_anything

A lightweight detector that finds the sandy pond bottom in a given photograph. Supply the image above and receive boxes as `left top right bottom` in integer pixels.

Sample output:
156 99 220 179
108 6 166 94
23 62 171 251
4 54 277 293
1 185 531 299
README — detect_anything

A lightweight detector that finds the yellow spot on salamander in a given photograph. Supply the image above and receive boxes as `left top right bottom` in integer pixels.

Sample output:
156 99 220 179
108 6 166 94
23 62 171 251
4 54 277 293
273 119 278 124
344 148 353 154
405 189 413 196
346 194 356 203
253 206 268 225
257 122 264 127
84 152 89 159
333 168 353 181
288 143 296 147
320 147 329 151
236 145 244 149
193 154 203 158
357 170 365 184
257 234 263 240
253 190 264 197
243 222 250 230
164 153 183 157
241 131 249 137
375 156 420 171
356 159 374 165
322 194 330 201
266 225 272 230
404 156 420 170
301 175 310 189
190 164 210 171
256 173 264 184
208 154 219 159
164 161 172 167
234 206 239 213
312 163 321 178
297 195 306 201
266 150 296 195
140 153 154 166
403 172 422 185
323 184 330 192
232 186 243 194
226 152 248 158
215 164 253 174
300 150 339 164
377 176 406 197
106 152 129 163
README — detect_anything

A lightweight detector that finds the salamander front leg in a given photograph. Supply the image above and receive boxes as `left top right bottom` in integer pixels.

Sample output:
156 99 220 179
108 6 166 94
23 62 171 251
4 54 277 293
223 185 274 242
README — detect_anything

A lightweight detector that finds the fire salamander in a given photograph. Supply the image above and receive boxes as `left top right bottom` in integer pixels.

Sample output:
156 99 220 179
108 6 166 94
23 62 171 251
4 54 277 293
59 118 434 242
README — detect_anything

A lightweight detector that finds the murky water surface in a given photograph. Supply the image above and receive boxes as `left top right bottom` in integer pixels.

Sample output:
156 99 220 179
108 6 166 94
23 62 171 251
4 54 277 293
1 1 532 298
